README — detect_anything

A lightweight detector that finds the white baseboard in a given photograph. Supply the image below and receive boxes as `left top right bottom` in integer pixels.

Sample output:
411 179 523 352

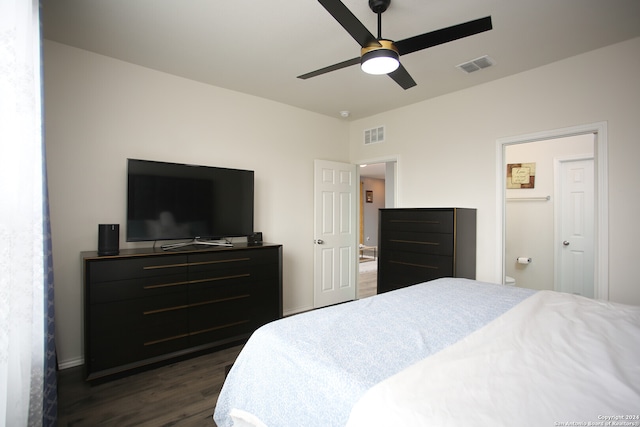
58 356 84 370
284 305 313 317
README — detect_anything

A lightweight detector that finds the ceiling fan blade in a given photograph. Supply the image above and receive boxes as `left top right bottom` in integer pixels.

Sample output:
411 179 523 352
394 16 492 56
297 57 361 80
388 64 416 89
318 0 381 48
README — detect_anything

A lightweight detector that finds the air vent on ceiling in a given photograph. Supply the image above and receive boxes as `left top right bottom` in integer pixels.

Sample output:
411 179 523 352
364 126 385 145
456 55 495 73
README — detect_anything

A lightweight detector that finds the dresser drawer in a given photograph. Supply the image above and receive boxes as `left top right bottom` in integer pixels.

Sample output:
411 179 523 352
188 248 277 270
251 278 281 328
382 231 454 256
89 298 189 370
188 294 251 329
188 279 251 304
91 292 188 328
88 254 188 283
89 273 188 304
381 210 453 233
89 331 189 372
188 295 252 345
189 262 277 292
189 322 251 348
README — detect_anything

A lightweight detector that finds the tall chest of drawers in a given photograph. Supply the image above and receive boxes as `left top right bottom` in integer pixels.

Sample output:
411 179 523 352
82 243 282 382
377 208 476 293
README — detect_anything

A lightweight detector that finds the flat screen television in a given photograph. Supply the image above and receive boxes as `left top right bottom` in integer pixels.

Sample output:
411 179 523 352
126 159 254 247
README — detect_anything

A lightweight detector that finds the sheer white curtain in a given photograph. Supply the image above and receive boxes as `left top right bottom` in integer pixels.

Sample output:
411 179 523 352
0 1 54 426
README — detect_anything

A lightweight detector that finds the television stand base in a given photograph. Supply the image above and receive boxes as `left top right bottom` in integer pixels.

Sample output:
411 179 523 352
161 238 233 251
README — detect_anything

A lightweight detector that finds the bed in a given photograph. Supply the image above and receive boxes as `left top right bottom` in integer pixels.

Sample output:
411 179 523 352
213 278 640 427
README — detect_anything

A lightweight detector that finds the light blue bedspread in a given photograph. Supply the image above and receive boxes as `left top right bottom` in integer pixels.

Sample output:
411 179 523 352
213 278 535 427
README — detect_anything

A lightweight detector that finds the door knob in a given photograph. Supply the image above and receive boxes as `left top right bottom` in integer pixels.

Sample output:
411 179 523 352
563 240 570 246
314 239 324 245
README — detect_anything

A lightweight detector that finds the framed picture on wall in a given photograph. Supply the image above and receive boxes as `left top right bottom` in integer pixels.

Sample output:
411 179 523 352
366 190 373 203
507 163 536 189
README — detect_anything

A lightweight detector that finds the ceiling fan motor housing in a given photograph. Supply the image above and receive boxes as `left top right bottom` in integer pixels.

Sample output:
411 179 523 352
361 39 398 57
369 0 391 14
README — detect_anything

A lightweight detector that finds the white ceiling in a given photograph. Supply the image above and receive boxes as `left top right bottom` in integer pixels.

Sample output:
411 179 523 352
360 163 386 179
41 0 640 121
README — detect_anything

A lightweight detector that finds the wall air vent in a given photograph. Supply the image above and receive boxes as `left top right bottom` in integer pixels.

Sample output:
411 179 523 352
364 126 385 145
456 55 495 73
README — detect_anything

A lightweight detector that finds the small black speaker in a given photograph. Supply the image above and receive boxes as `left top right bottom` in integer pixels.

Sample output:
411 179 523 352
247 232 263 245
98 224 119 256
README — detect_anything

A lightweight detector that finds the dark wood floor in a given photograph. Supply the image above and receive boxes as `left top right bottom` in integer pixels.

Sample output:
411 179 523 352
58 266 377 427
57 344 243 427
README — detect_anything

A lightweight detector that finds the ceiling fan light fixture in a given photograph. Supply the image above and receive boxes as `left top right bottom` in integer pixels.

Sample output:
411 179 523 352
360 40 399 75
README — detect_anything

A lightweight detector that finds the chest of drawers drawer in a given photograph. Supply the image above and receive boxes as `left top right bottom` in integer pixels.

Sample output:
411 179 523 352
381 231 454 256
380 209 454 233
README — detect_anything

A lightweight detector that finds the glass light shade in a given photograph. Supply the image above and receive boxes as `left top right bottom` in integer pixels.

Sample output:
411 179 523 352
361 48 400 75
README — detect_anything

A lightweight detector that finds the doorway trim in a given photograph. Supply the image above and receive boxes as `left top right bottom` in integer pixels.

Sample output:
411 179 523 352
495 122 608 300
355 155 400 208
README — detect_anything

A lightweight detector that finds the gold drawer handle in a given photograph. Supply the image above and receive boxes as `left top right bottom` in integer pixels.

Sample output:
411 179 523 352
189 294 250 308
143 294 249 315
142 257 250 271
389 260 438 269
189 320 250 337
144 319 250 346
187 257 250 267
143 262 190 270
188 273 250 285
143 304 189 315
144 333 189 346
389 220 441 224
389 239 439 246
143 280 190 290
143 273 250 290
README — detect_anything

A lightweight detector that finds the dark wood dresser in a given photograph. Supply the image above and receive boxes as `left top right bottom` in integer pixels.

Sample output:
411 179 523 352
377 208 476 293
82 243 282 382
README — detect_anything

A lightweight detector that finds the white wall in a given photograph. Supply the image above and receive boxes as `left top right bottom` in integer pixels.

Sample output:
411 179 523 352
360 177 385 246
349 37 640 305
45 36 640 368
505 135 594 291
43 41 349 367
385 162 396 208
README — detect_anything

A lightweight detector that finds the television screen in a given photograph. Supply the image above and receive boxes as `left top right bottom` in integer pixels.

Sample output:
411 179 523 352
126 159 254 242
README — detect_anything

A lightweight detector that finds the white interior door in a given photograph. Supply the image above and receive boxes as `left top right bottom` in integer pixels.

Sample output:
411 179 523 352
314 159 357 308
557 158 594 297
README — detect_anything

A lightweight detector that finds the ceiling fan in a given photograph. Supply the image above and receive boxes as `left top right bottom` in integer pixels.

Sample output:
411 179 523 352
297 0 492 89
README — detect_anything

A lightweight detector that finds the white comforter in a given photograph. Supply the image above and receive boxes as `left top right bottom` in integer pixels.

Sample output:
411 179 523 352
214 279 535 427
346 290 640 426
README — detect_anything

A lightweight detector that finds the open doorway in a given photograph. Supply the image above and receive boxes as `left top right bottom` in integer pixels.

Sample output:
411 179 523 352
497 122 609 300
357 161 396 298
504 135 594 295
